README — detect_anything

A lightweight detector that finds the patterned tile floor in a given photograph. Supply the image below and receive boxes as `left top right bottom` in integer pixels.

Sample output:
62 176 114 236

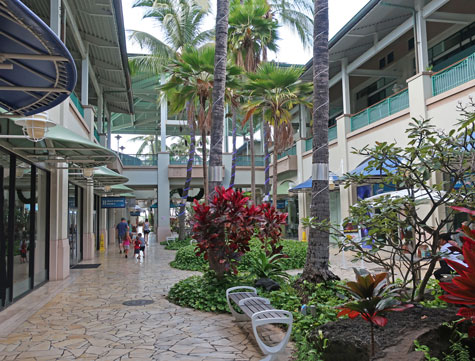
0 237 292 361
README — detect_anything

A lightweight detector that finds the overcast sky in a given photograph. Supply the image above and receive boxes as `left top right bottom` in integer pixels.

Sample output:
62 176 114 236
119 0 370 152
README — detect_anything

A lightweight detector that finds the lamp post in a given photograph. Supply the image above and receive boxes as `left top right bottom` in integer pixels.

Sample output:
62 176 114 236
115 134 122 151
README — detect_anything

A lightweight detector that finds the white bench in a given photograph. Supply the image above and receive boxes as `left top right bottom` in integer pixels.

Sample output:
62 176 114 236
166 235 178 245
226 286 293 361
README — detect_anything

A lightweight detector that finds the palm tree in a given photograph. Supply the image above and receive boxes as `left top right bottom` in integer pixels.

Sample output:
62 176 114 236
244 63 311 204
228 0 279 204
300 0 338 283
128 0 213 72
128 134 161 154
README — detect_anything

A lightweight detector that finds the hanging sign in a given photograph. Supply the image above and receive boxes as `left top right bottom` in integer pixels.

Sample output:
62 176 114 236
101 197 126 208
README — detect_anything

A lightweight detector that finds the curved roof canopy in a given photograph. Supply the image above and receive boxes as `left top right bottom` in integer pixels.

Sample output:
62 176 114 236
0 0 77 116
69 166 128 188
2 123 117 168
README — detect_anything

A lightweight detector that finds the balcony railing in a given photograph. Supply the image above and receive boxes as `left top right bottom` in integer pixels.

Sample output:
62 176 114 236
94 127 100 143
350 88 409 132
305 138 312 151
432 52 475 96
169 155 204 165
119 154 157 166
328 126 337 141
70 92 84 118
277 145 297 159
235 155 265 166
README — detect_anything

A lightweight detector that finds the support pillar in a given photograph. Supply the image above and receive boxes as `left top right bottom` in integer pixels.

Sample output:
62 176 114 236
415 1 429 73
160 75 167 152
156 153 171 242
49 166 69 280
295 139 307 241
49 0 61 36
407 72 432 120
336 114 353 220
81 51 89 106
106 106 112 149
341 58 351 115
99 207 107 251
83 179 95 260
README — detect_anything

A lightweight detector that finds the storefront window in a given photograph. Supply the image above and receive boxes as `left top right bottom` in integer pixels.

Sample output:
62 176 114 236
68 184 82 266
0 150 10 307
34 169 48 286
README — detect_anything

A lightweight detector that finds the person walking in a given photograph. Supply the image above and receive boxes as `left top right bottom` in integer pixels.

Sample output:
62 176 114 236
137 232 146 259
123 233 131 258
116 218 129 254
143 219 151 244
134 236 142 260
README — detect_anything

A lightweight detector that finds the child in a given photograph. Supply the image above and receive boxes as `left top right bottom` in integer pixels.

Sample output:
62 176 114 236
134 236 141 260
20 240 27 263
137 233 146 258
123 233 131 258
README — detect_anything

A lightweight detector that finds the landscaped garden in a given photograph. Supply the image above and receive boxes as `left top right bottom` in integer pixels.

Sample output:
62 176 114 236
163 114 475 361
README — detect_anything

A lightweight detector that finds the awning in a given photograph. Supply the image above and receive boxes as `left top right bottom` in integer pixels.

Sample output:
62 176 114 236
3 123 117 168
349 158 397 177
69 166 128 188
289 173 340 193
110 184 134 193
119 192 135 198
364 189 446 204
0 0 76 116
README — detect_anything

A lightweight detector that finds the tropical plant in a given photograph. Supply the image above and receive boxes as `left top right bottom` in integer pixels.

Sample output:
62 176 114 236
208 0 230 199
337 269 413 356
439 206 475 338
192 186 263 278
128 0 213 73
128 134 161 155
228 0 280 204
247 249 289 281
244 62 311 203
257 202 288 255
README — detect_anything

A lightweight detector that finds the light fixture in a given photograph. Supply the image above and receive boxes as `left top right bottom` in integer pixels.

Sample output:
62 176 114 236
329 177 335 191
15 112 55 142
82 168 94 178
104 185 111 192
16 167 25 178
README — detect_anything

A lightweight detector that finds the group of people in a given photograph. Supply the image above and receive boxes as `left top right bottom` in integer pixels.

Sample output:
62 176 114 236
116 218 151 260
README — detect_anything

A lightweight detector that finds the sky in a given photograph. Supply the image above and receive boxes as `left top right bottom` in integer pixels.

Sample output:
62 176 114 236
119 0 370 153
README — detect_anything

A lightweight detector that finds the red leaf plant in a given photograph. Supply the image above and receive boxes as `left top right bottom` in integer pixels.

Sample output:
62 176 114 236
438 206 475 337
192 187 286 278
337 268 413 356
257 202 288 258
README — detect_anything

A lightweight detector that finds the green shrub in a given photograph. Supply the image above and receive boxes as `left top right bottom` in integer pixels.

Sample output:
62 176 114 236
164 238 192 250
171 239 308 272
170 245 207 271
168 272 253 312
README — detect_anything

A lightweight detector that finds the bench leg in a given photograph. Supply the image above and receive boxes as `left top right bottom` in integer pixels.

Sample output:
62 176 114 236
251 310 293 361
226 286 257 322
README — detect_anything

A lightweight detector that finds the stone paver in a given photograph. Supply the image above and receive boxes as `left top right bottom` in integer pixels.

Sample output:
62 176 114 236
0 236 293 360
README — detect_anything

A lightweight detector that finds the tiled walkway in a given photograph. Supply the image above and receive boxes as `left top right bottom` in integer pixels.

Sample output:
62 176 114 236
0 238 292 360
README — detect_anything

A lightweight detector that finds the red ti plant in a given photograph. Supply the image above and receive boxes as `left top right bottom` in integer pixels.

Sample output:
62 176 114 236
257 202 288 257
438 206 475 337
192 187 263 278
337 268 413 356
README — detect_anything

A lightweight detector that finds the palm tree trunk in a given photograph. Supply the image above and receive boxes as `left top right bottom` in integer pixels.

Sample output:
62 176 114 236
249 115 256 204
272 135 278 206
178 104 196 241
202 130 209 204
208 0 230 279
229 109 237 188
264 119 271 199
300 0 338 283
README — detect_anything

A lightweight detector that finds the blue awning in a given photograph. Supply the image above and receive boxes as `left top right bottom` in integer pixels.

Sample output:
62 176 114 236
0 0 77 116
289 173 340 193
349 157 398 177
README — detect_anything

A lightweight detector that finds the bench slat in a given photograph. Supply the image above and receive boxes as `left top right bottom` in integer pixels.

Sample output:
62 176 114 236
228 291 289 320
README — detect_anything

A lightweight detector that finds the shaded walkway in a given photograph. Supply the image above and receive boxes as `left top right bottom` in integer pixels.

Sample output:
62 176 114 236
0 237 292 360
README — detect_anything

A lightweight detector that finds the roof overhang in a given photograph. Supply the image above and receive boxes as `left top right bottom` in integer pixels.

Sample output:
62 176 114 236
69 166 128 188
0 0 77 116
1 120 117 168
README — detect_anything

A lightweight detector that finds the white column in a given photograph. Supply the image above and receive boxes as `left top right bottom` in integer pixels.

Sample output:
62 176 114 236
81 52 89 106
97 90 104 145
415 1 429 73
106 106 112 149
224 105 229 153
156 152 171 242
295 139 307 241
83 179 95 260
160 75 167 152
50 0 61 36
49 166 69 280
336 114 353 220
341 58 351 115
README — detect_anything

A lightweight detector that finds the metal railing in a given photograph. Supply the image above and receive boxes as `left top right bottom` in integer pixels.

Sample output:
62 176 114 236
432 52 475 96
119 154 157 166
277 145 297 159
328 126 337 141
70 92 84 118
169 155 204 165
350 88 409 132
235 155 265 166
